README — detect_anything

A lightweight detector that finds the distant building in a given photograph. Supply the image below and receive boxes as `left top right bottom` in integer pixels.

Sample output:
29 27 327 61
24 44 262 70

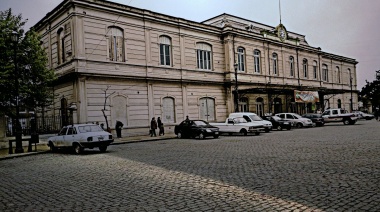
31 0 358 135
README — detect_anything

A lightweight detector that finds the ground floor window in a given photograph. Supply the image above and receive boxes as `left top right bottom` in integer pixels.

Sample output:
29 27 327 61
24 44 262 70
239 97 249 112
256 97 264 116
199 97 215 121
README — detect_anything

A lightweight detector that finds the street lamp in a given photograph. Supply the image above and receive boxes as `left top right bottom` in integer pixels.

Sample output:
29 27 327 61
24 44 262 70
234 63 239 112
11 30 24 153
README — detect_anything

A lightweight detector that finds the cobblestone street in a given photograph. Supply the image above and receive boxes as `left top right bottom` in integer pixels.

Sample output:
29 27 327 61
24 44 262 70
1 120 379 211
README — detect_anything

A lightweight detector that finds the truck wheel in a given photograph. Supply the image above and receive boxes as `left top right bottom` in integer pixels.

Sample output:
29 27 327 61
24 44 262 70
198 132 205 139
296 123 303 128
277 125 283 131
99 146 107 153
73 144 83 154
343 119 350 125
240 129 248 136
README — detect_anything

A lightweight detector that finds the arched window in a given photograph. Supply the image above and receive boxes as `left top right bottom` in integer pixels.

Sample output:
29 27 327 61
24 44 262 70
336 66 341 83
237 47 245 71
239 97 249 112
289 56 294 77
196 43 212 70
322 64 328 82
272 53 278 75
162 97 175 123
199 97 215 121
254 49 261 73
107 26 124 62
303 59 308 78
57 28 65 64
313 61 318 79
337 99 342 109
159 36 171 66
256 97 264 116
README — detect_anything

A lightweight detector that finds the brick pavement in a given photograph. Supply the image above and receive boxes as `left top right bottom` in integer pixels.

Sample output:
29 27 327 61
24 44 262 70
0 120 379 211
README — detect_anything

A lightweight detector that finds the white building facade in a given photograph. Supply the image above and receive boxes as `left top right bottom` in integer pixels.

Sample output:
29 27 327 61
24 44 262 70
32 0 358 135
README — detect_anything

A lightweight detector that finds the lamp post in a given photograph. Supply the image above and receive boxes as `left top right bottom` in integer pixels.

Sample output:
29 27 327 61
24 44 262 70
234 63 239 112
11 31 24 153
350 76 353 112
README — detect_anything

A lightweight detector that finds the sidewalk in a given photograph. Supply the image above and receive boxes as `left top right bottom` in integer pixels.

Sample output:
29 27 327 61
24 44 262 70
0 133 176 160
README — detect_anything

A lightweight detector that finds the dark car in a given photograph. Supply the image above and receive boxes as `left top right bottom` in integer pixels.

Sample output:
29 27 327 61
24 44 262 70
174 120 219 139
261 115 291 131
302 113 324 126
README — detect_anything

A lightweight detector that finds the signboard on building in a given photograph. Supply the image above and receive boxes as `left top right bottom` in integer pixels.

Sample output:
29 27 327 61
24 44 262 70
294 90 319 103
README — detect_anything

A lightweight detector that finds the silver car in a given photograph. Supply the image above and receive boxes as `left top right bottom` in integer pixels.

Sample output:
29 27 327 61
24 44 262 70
275 113 313 128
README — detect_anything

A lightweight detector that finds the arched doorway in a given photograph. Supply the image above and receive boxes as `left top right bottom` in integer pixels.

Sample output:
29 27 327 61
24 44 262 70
199 97 215 121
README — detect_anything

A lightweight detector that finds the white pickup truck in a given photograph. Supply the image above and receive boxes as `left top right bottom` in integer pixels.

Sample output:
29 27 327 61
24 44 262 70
321 108 358 125
210 117 264 136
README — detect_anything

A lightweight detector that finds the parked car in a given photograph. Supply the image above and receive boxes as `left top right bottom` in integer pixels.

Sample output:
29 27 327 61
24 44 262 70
321 109 358 125
275 113 313 128
228 112 273 132
261 115 292 130
352 111 375 120
210 117 264 136
47 124 114 154
302 113 325 126
174 120 219 139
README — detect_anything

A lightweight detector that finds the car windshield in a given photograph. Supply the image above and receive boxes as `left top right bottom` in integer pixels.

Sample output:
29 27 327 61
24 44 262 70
58 127 67 135
293 114 303 119
248 115 263 121
193 120 208 126
272 116 281 121
78 125 103 133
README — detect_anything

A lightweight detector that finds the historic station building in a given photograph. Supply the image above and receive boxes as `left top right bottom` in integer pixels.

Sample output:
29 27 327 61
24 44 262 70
30 0 358 135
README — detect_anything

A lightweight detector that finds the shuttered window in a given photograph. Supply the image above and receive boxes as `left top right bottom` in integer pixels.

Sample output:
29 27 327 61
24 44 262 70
107 27 124 62
159 36 171 66
196 43 212 70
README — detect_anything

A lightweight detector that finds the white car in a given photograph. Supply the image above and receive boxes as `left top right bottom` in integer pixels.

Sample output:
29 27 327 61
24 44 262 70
353 111 375 120
228 112 273 132
275 113 313 128
47 124 114 154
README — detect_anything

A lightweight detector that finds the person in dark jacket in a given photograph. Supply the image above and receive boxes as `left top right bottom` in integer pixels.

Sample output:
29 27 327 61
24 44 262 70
157 117 164 136
150 117 157 137
115 121 124 138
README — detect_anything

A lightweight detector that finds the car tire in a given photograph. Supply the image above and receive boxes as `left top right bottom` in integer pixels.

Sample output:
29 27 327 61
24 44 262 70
48 141 56 152
287 126 291 130
99 146 107 153
213 134 219 139
343 119 350 125
265 128 270 133
296 123 303 128
240 129 248 136
255 132 260 136
177 131 182 139
73 144 83 154
198 132 205 139
277 125 282 131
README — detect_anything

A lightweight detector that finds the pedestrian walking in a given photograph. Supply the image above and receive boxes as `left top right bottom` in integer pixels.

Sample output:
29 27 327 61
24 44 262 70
157 117 164 136
150 117 157 137
115 120 124 138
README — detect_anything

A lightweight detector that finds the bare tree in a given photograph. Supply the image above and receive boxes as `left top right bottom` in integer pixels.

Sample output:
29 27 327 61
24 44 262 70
101 85 115 132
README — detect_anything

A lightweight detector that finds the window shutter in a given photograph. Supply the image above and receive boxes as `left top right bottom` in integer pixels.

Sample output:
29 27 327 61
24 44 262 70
109 37 114 61
116 37 124 62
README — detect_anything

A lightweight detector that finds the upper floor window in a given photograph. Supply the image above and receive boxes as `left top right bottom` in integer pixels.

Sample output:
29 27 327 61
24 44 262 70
336 66 341 83
254 49 261 73
196 43 212 70
107 27 124 62
159 36 171 66
289 56 294 77
57 28 65 64
272 53 278 75
237 47 245 72
303 59 308 78
322 64 328 82
313 61 318 79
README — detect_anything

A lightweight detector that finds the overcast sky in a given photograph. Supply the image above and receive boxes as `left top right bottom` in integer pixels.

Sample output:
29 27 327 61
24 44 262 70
2 0 380 89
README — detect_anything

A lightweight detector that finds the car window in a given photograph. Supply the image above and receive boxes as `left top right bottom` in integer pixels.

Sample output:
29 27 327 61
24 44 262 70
332 110 338 115
248 115 263 121
286 114 294 119
67 127 75 135
193 120 207 126
278 114 285 118
235 117 247 123
58 127 68 135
